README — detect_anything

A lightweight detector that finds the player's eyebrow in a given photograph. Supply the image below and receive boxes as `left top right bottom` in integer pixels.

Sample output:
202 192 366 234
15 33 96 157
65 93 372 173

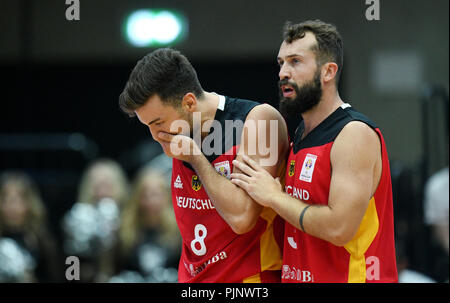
147 117 160 125
277 53 304 62
285 54 304 59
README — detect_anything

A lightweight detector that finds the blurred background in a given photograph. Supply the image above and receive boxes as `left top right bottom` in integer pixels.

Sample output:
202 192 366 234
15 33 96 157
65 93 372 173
0 0 448 282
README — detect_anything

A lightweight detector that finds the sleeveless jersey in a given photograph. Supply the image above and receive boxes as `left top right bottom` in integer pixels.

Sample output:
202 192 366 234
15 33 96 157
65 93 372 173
282 104 398 283
171 95 284 283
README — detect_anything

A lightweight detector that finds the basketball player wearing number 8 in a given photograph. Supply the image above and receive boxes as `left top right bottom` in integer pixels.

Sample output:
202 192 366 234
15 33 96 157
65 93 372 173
119 48 289 282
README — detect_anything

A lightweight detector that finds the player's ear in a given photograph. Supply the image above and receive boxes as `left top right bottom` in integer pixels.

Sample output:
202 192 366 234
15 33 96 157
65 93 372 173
181 93 198 112
321 62 338 84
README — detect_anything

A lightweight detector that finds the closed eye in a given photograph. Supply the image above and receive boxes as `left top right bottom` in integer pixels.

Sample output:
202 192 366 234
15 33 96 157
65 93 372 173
147 117 161 126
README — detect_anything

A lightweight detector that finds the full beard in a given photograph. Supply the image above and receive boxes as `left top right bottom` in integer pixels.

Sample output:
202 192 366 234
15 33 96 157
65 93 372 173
278 70 322 119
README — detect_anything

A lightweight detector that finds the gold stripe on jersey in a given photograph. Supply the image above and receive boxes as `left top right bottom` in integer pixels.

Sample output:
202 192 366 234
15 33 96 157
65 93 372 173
243 273 262 283
344 197 379 283
259 207 283 272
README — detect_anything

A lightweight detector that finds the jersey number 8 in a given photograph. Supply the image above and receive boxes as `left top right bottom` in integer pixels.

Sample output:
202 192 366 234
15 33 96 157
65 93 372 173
191 224 207 256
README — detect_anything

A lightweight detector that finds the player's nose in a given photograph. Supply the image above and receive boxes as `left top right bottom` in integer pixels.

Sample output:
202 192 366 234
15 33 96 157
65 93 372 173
279 63 291 80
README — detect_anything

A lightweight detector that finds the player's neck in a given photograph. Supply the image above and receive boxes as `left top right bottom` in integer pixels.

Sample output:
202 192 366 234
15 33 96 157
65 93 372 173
196 91 221 139
301 89 343 139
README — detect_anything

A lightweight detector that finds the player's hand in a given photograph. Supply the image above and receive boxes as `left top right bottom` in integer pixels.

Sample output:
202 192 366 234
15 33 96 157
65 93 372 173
231 155 283 207
157 131 201 162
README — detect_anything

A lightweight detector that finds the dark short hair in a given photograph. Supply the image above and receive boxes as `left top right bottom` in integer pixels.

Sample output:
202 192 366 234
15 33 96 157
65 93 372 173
119 48 204 116
283 20 344 83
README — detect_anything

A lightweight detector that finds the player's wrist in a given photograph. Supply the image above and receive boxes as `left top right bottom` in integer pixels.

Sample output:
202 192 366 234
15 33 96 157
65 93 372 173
189 151 208 173
179 139 202 164
267 190 285 210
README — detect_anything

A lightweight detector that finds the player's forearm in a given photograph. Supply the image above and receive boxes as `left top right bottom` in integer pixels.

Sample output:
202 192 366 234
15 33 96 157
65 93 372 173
190 154 261 234
269 192 307 231
269 192 349 246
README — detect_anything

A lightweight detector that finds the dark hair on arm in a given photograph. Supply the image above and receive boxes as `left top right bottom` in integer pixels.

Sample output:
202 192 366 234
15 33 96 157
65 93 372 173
283 20 344 83
119 48 204 117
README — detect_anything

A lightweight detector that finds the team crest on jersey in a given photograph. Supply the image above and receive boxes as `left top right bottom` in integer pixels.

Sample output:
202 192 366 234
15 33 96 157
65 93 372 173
299 154 317 183
191 175 202 191
214 160 231 179
288 160 296 177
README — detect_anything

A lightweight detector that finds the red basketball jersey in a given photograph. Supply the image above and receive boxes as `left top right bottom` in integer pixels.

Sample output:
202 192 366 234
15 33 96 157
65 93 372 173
171 95 284 283
282 104 398 283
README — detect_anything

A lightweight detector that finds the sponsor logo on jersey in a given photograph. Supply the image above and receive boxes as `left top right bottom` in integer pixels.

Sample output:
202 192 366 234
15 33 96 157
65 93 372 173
184 251 228 277
174 175 183 189
288 160 296 177
282 265 314 282
299 153 317 183
192 175 202 191
214 160 231 179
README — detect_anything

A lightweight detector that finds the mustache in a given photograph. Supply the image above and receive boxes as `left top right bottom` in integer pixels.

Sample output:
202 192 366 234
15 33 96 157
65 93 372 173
278 79 299 90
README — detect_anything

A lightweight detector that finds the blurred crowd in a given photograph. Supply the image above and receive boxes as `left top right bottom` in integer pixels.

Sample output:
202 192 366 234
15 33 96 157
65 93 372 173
0 156 181 283
0 155 447 283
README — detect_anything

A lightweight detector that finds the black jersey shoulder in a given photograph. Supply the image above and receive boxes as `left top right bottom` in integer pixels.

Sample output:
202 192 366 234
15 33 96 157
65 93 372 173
215 96 260 124
182 96 260 170
293 106 378 153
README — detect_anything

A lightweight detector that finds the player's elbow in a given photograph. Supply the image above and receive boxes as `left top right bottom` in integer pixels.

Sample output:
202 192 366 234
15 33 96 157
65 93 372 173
229 215 258 235
327 227 356 247
328 233 352 247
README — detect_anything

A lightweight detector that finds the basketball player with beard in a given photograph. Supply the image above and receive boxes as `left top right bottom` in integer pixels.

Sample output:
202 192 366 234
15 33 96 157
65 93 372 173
231 20 398 283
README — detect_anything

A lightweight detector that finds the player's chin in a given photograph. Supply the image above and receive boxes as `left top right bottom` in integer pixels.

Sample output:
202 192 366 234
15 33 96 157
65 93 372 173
280 95 296 103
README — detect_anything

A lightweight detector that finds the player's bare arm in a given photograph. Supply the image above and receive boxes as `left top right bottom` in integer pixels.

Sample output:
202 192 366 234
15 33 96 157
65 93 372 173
158 104 288 234
231 120 381 246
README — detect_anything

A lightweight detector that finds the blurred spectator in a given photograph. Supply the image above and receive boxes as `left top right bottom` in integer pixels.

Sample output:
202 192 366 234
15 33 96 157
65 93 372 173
424 166 449 254
107 166 180 282
0 171 60 282
423 166 449 282
61 158 129 282
76 158 129 208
